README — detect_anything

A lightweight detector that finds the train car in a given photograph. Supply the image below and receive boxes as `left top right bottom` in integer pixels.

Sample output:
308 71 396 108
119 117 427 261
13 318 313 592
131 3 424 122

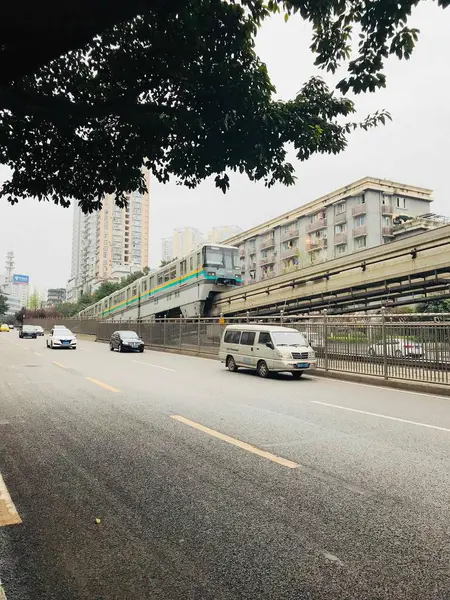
77 244 241 321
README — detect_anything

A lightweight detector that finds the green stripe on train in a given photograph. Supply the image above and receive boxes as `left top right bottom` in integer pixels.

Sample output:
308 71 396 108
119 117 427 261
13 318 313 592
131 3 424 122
100 272 241 318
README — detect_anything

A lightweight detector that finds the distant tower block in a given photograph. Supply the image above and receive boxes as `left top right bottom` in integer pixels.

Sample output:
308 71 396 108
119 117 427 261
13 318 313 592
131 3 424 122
5 251 15 284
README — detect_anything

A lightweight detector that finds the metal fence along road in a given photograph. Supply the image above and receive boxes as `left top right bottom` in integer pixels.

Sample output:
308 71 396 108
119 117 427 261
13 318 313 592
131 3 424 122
25 312 450 386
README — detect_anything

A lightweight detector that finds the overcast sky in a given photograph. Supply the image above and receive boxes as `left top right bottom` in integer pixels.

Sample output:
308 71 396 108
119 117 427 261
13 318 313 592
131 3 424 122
0 2 448 295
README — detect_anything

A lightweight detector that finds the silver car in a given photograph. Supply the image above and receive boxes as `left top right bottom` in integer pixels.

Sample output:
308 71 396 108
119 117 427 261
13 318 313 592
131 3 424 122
46 327 77 349
368 337 423 358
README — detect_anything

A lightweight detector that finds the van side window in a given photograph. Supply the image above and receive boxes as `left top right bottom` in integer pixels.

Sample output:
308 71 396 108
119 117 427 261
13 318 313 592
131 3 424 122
224 330 241 344
258 332 272 345
240 332 255 345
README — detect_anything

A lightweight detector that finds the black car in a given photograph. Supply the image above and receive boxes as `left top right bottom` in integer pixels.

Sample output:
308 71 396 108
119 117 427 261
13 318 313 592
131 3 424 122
19 325 37 339
110 330 144 353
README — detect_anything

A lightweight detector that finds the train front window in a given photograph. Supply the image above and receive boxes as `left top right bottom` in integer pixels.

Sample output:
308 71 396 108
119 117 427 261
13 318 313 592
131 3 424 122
204 247 238 269
204 247 224 267
223 249 235 270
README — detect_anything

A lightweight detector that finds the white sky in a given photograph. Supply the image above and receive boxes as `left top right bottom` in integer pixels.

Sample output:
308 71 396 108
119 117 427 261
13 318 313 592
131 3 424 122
0 2 449 295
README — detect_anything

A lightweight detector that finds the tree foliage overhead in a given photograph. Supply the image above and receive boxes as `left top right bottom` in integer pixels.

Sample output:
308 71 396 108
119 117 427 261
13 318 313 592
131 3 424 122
1 0 447 212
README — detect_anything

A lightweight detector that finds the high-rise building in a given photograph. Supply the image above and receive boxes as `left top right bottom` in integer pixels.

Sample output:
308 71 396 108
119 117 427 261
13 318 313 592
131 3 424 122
47 288 66 305
207 226 242 244
67 171 150 301
161 237 173 264
225 177 434 285
172 227 204 259
0 252 29 312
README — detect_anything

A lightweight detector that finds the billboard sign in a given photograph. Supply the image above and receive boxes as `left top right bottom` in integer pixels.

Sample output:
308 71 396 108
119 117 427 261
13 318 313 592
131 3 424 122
12 274 29 284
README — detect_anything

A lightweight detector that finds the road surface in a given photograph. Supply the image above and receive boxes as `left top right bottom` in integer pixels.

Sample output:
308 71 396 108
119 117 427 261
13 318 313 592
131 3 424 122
1 333 449 599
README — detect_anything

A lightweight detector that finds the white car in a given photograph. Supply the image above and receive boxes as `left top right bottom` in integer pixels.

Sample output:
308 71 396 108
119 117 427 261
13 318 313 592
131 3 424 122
368 337 423 358
46 327 77 349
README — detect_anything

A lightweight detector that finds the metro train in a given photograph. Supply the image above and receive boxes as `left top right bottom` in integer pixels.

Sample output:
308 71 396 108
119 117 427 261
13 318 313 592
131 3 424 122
77 244 241 321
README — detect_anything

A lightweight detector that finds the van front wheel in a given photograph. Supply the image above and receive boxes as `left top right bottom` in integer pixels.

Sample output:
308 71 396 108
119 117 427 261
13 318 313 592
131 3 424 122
226 356 238 372
257 360 269 378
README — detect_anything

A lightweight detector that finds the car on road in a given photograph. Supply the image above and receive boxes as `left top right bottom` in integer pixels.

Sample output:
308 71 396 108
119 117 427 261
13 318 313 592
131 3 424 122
110 330 145 353
220 324 316 378
46 327 77 349
33 325 44 336
368 337 424 358
0 323 10 332
19 325 37 339
8 324 15 330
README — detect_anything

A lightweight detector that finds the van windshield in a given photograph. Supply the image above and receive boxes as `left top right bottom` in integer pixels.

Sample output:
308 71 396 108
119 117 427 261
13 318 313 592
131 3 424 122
272 331 307 347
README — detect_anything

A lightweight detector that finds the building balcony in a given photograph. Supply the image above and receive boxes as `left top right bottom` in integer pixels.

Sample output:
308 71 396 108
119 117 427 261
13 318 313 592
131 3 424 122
280 247 299 260
281 227 299 242
249 262 257 271
259 238 276 250
306 218 327 233
239 247 245 257
308 238 328 251
352 204 367 217
248 246 256 256
353 225 367 237
240 264 246 273
382 226 394 237
334 212 347 224
334 233 347 245
260 255 276 266
381 204 393 215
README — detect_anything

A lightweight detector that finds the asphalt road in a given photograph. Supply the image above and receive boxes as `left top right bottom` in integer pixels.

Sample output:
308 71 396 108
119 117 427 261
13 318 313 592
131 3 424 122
1 333 450 599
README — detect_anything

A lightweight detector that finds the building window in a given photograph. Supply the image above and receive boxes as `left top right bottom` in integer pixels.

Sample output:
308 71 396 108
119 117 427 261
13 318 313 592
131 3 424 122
354 214 366 227
360 193 366 204
335 202 346 215
310 210 325 223
335 244 347 256
396 197 406 209
335 223 346 234
383 216 392 226
354 236 367 250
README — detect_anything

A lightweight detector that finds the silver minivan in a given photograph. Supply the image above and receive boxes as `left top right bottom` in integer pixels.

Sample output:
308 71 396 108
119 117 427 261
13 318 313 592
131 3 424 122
219 324 316 378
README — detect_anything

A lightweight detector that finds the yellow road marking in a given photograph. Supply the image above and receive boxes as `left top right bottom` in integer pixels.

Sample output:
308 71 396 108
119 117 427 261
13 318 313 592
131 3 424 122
171 415 299 469
86 377 120 393
0 473 22 527
52 361 67 369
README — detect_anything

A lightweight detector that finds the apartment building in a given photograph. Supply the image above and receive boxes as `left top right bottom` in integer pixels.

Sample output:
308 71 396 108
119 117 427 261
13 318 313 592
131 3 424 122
47 288 66 305
207 226 242 244
225 177 433 284
67 172 150 301
172 227 204 258
161 237 174 263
